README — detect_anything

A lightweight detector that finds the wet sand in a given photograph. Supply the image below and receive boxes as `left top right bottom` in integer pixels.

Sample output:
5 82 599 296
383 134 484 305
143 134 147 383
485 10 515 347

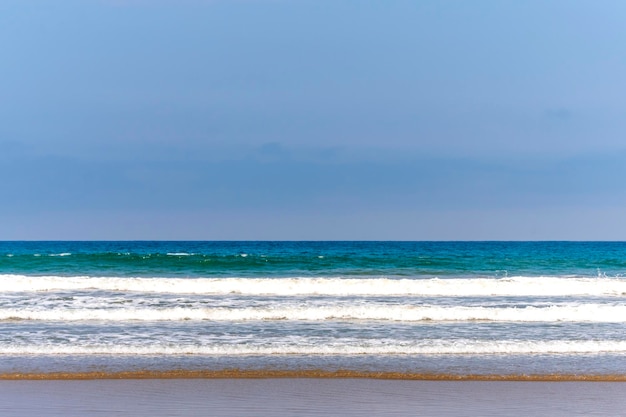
2 369 626 381
1 378 626 417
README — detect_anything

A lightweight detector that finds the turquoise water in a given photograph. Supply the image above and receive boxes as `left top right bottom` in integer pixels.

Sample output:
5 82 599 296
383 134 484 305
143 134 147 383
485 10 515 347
2 241 626 375
3 241 626 277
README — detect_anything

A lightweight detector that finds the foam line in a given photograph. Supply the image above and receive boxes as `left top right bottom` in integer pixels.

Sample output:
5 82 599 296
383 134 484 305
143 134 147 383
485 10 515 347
2 275 626 297
2 339 626 355
3 304 626 322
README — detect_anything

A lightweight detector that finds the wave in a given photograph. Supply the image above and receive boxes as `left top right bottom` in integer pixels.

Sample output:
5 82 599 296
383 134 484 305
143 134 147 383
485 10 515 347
3 304 626 322
2 275 626 297
2 340 626 356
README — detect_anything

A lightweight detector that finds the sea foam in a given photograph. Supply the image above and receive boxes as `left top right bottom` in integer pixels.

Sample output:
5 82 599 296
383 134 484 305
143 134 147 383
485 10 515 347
2 339 626 356
2 275 626 297
2 303 626 323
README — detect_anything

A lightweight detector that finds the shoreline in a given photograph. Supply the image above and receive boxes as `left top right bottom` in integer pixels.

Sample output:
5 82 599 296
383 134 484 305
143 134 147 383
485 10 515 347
3 369 626 381
3 378 626 416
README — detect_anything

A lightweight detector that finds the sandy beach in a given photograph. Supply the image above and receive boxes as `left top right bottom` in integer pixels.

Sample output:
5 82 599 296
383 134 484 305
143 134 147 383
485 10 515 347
3 369 626 381
1 378 625 417
3 242 626 416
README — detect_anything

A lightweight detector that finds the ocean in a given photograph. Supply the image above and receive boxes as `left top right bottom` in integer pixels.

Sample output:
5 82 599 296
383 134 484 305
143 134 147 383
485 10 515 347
2 241 626 378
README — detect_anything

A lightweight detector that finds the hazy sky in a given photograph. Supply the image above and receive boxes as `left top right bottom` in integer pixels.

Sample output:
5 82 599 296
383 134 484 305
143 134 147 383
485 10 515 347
2 0 626 240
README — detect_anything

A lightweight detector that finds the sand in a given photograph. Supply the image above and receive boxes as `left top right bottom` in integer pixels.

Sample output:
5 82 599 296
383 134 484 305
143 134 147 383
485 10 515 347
3 369 626 380
1 378 625 417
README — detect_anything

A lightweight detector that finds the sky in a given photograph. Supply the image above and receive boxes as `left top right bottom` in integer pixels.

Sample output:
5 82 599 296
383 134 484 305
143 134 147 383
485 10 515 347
1 0 626 240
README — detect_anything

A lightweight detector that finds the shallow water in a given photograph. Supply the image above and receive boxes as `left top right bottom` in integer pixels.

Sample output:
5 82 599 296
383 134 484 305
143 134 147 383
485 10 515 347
1 379 625 417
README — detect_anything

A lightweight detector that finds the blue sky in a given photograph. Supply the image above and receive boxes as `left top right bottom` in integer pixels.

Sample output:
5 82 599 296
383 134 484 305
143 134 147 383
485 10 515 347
2 0 626 240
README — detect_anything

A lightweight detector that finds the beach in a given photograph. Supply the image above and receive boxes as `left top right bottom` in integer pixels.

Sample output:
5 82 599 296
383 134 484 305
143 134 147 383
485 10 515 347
2 241 626 414
6 0 626 413
2 378 626 417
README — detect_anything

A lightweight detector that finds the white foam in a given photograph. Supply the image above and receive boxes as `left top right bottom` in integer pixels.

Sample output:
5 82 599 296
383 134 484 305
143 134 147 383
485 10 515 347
2 303 626 322
166 253 193 256
2 275 626 297
2 339 626 356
